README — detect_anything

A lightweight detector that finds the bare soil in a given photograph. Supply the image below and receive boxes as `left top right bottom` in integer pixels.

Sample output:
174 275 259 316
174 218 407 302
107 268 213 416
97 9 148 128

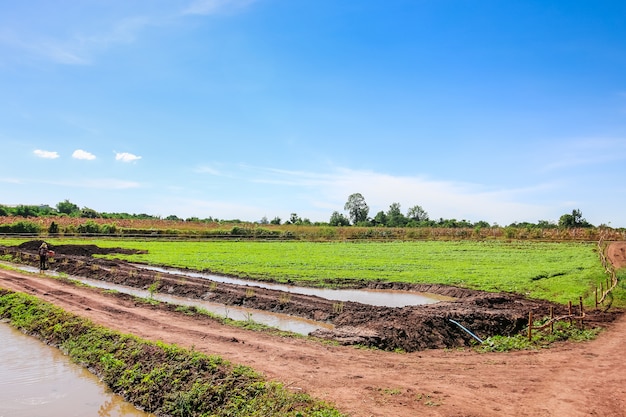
1 241 625 417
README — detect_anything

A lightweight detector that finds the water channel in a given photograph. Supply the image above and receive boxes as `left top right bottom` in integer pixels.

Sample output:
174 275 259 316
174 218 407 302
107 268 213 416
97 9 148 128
135 264 447 307
0 322 152 417
5 261 447 336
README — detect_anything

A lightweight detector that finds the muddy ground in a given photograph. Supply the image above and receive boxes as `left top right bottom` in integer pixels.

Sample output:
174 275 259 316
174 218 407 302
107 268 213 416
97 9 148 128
1 241 625 417
4 240 612 352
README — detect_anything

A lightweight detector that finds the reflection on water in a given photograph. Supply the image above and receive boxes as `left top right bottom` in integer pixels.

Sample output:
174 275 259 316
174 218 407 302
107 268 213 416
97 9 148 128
0 322 152 417
1 262 334 335
135 265 449 307
71 276 334 335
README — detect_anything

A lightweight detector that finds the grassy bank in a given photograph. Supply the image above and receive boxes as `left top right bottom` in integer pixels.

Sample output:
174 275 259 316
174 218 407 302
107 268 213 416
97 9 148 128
0 289 344 417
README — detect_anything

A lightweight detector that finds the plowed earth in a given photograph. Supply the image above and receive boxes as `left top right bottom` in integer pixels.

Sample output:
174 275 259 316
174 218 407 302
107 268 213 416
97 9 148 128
1 241 625 417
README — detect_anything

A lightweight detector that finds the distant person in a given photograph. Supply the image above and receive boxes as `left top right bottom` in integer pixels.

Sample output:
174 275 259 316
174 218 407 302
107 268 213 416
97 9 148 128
38 242 49 271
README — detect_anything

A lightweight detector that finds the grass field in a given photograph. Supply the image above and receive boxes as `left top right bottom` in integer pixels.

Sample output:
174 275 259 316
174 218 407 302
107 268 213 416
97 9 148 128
3 238 620 306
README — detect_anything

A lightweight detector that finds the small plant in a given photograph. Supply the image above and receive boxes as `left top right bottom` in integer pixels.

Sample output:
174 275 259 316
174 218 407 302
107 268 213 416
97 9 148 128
333 302 344 314
147 279 161 299
279 293 291 304
245 288 255 298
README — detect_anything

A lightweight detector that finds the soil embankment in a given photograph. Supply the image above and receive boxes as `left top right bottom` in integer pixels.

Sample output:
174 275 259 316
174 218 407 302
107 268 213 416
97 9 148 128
0 241 624 417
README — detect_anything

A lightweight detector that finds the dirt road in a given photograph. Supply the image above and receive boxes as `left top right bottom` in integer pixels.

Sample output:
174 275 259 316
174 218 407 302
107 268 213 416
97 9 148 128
1 242 625 417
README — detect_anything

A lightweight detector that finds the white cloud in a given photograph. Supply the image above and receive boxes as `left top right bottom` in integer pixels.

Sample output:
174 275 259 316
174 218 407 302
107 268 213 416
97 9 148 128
182 0 258 15
238 165 557 225
33 149 60 159
115 152 142 162
72 149 96 160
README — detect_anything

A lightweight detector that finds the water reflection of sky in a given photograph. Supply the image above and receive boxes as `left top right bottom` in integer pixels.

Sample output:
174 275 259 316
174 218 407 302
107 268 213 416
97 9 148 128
135 264 446 307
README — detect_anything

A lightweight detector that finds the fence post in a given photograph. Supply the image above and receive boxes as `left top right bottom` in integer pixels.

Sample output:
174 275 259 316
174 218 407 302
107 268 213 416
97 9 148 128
579 296 584 330
550 307 554 333
568 301 573 325
528 311 533 341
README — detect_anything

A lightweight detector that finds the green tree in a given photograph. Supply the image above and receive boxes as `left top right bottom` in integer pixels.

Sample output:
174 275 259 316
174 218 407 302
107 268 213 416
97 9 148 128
344 193 369 225
559 209 592 228
329 211 350 226
80 207 100 218
288 213 301 225
386 202 407 227
372 210 387 226
407 205 429 222
14 205 39 217
56 199 80 215
270 216 281 225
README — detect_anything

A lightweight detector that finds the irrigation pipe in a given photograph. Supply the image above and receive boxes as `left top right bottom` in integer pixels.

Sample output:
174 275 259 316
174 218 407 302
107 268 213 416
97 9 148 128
449 319 484 344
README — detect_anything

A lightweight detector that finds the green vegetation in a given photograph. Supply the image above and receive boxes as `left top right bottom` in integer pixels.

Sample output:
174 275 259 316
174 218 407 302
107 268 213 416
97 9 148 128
2 237 620 307
0 290 344 417
478 321 602 352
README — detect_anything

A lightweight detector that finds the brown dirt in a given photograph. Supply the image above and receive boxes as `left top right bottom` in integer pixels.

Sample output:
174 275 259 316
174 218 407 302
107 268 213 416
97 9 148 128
1 241 625 417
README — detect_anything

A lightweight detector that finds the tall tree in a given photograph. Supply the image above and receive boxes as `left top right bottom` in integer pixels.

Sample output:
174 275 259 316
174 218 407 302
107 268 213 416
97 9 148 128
386 202 407 227
559 209 592 228
344 193 369 225
56 199 79 215
407 205 429 222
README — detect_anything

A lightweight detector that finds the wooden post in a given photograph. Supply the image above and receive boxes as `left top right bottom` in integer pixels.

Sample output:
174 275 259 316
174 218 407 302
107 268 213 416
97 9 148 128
550 307 554 333
579 296 584 330
595 287 598 308
568 301 573 325
528 312 533 341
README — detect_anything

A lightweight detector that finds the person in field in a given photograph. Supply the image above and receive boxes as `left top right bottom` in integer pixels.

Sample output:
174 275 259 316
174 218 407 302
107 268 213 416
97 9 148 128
38 242 49 271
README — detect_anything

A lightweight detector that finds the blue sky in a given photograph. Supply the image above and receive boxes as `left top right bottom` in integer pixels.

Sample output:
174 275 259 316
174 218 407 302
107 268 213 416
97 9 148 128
1 1 625 226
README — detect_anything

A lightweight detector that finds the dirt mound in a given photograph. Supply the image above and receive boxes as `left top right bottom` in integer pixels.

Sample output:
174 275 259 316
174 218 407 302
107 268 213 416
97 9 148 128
2 241 615 352
18 240 146 256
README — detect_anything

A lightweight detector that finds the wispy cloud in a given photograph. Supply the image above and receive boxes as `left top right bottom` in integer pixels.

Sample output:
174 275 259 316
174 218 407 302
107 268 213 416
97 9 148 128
115 152 142 163
34 149 60 159
182 0 258 16
0 15 154 66
232 165 556 224
541 138 626 171
72 149 96 160
44 178 141 190
195 165 223 176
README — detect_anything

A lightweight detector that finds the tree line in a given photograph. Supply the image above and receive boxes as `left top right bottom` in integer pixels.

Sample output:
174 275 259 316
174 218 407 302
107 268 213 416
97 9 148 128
0 195 598 230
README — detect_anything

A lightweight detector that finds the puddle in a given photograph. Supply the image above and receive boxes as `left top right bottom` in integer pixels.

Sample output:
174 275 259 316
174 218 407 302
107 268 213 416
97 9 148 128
134 265 447 307
3 263 333 335
0 322 153 417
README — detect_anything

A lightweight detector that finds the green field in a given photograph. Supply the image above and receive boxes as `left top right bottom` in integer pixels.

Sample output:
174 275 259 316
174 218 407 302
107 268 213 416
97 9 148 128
3 238 621 306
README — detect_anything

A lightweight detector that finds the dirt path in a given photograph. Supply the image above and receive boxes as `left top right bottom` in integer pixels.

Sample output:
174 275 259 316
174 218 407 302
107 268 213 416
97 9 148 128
1 242 625 417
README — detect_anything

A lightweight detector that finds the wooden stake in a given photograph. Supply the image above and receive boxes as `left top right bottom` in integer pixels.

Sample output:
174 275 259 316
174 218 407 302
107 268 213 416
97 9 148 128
568 301 573 325
550 307 554 333
579 296 584 330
